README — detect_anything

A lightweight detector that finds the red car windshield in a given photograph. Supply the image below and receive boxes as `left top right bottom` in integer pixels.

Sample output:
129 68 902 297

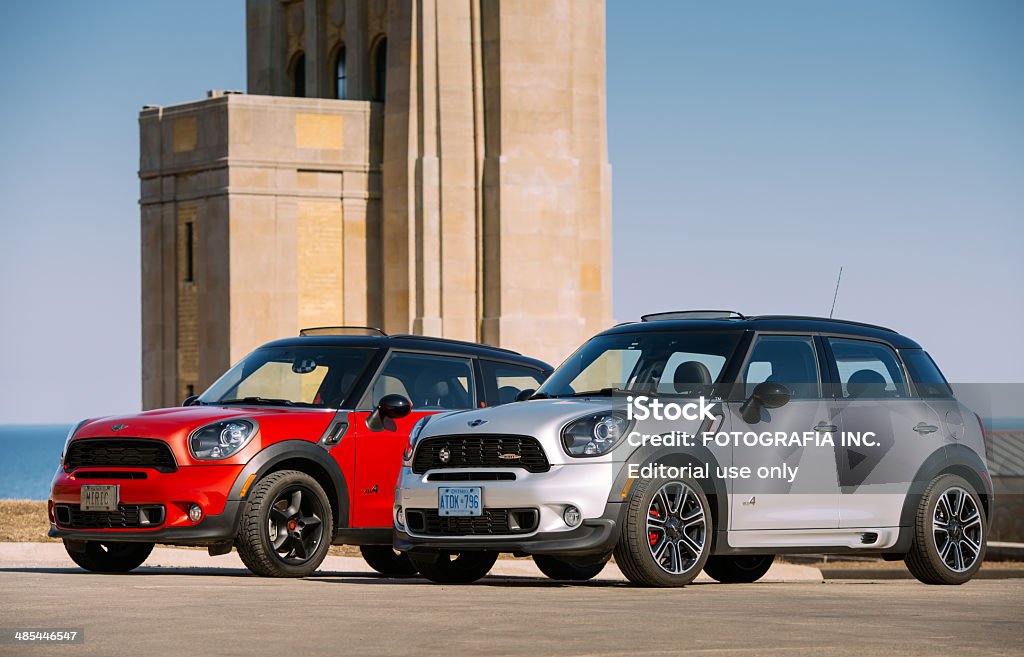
198 346 379 408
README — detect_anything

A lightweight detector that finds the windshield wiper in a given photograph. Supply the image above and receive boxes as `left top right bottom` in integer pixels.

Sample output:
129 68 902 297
216 397 298 407
520 388 625 400
564 388 624 398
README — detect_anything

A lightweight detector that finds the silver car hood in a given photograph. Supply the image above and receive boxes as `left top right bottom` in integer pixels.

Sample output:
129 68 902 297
419 398 616 465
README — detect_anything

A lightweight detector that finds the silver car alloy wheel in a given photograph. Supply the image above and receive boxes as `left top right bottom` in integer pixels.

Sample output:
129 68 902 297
932 486 983 573
646 481 707 575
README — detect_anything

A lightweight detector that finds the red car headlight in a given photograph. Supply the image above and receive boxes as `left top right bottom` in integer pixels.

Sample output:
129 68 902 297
189 419 258 460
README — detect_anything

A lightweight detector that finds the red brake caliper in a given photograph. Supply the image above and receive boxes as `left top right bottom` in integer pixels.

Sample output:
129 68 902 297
649 508 660 545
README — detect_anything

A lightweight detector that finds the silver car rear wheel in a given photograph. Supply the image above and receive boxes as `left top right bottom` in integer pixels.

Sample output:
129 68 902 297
932 486 983 573
905 474 986 585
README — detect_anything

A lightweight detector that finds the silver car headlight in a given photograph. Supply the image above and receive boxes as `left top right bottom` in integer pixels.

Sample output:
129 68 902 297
189 419 258 460
561 412 630 457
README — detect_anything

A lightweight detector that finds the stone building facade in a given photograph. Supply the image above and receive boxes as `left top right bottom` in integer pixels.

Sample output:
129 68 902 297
140 0 612 409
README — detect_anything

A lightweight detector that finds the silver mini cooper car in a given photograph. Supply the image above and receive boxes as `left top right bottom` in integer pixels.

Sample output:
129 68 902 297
394 312 991 587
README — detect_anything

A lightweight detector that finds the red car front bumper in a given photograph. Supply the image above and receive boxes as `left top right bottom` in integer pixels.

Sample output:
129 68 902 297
48 465 245 545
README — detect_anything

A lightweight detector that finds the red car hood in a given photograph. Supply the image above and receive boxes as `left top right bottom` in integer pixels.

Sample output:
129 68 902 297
72 405 339 466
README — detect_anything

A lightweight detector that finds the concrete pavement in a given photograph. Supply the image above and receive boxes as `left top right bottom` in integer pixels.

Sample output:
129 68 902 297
1 544 1021 657
0 542 822 582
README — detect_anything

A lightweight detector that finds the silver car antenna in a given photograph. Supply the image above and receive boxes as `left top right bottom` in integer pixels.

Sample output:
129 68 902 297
829 266 843 319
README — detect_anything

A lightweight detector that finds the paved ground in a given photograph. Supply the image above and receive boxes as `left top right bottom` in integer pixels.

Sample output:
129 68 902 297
0 542 823 582
1 546 1021 657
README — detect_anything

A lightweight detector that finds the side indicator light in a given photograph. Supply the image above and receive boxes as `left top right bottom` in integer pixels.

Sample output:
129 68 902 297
239 473 257 498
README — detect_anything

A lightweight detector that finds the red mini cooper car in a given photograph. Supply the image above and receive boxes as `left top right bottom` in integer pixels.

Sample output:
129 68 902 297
49 328 551 577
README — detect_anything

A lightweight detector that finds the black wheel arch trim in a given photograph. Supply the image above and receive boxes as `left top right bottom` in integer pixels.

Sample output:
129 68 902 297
230 440 350 530
610 443 729 552
896 443 992 531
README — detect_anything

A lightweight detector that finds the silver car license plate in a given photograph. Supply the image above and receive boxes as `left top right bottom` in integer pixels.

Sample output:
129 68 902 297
438 487 482 517
80 485 119 512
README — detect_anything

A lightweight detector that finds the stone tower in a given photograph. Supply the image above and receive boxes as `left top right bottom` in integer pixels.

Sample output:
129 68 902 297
139 0 612 409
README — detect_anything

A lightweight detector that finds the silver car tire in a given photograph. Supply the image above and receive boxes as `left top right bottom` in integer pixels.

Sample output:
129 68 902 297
614 476 712 587
905 473 986 585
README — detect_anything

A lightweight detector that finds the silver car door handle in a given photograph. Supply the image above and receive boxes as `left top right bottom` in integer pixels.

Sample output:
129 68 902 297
814 423 838 432
913 423 939 434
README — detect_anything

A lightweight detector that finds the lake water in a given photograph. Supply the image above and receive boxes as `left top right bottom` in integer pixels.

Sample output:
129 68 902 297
0 425 70 500
1 419 1021 500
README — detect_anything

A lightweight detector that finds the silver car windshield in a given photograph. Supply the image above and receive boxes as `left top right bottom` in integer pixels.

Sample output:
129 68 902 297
535 331 743 398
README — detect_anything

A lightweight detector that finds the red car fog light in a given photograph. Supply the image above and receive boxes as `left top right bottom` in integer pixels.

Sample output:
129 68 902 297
188 504 203 523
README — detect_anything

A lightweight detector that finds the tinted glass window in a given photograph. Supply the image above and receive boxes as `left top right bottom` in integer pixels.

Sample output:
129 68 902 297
480 361 547 405
373 38 387 101
901 349 953 398
200 347 377 408
828 338 906 398
741 335 820 399
657 351 728 395
292 52 306 97
371 352 474 410
335 46 347 99
536 331 742 398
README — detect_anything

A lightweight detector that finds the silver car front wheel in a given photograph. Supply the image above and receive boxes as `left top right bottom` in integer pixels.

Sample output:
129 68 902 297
615 477 712 587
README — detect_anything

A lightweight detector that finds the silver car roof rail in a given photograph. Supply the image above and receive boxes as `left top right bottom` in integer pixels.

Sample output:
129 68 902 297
640 310 747 321
299 326 388 336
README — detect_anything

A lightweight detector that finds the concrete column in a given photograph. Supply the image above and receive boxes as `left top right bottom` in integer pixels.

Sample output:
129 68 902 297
414 0 442 337
344 0 367 99
245 0 274 95
380 1 417 334
197 194 231 389
435 0 478 342
140 203 165 409
478 0 502 349
470 0 485 343
160 198 177 408
273 1 289 95
304 0 327 97
342 171 370 324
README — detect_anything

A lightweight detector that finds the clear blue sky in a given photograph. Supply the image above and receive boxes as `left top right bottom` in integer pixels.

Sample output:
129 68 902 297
0 1 1021 423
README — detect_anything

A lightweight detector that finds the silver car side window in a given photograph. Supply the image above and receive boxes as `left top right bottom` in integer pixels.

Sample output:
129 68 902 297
827 338 907 399
741 335 821 399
